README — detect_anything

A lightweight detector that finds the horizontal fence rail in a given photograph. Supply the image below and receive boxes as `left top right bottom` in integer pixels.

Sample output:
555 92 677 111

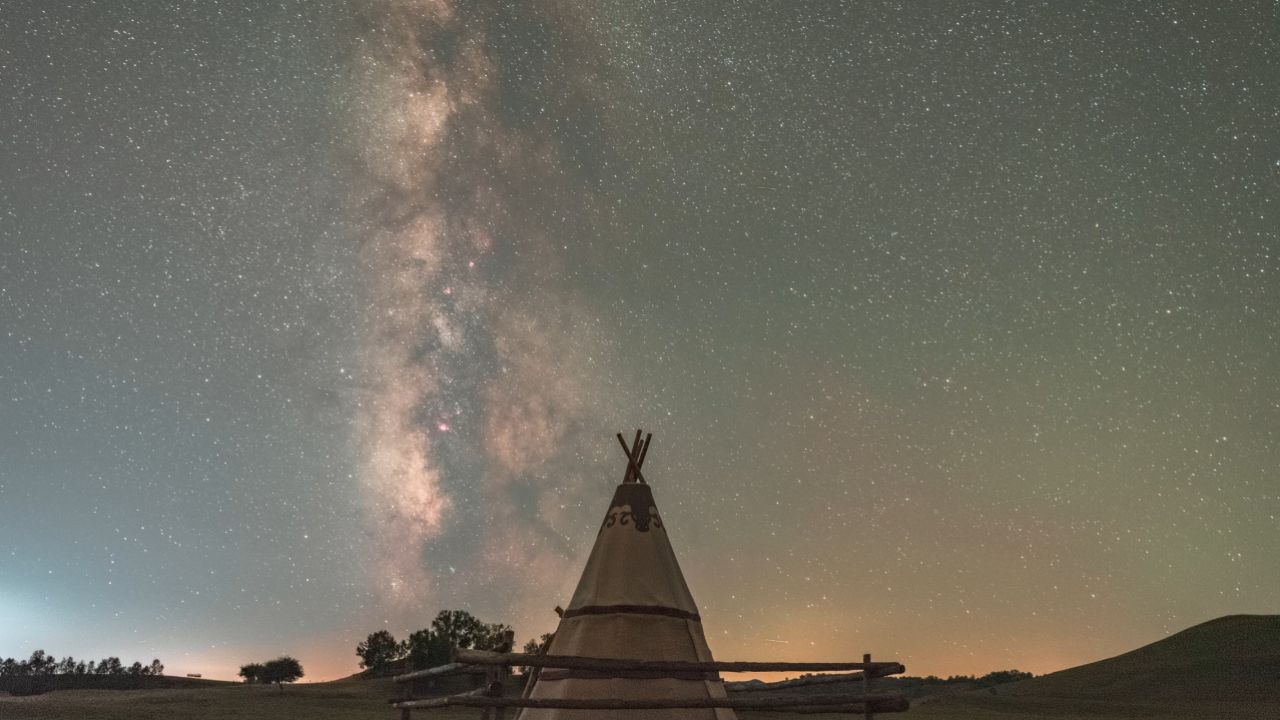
394 662 486 684
447 648 906 676
390 647 909 718
393 692 910 713
726 670 895 692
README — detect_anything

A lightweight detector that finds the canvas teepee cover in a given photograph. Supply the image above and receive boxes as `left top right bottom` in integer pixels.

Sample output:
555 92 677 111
519 435 736 720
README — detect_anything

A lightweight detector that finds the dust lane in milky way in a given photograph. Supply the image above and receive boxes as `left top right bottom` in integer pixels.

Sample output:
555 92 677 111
1 0 1276 682
347 0 635 614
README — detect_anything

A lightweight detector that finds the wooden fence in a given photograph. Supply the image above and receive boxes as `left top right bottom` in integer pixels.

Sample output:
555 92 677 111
391 648 908 718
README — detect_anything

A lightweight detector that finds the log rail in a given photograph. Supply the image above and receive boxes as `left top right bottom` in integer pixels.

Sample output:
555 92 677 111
395 692 910 712
390 648 909 719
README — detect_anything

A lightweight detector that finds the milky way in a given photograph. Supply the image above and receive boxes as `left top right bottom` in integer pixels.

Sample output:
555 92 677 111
347 0 628 612
2 0 1276 683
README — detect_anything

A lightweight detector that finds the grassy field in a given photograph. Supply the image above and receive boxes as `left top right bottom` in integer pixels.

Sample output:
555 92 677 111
734 694 1280 719
912 693 1280 719
5 682 1279 720
0 676 428 720
5 680 1278 720
5 616 1277 720
738 616 1280 720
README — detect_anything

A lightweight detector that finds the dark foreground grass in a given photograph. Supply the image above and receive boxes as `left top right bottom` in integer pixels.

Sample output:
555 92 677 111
7 615 1280 720
0 677 462 720
742 695 1280 720
911 693 1280 720
5 683 1280 720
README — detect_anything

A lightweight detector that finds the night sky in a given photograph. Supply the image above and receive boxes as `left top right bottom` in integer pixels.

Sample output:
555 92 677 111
2 1 1277 682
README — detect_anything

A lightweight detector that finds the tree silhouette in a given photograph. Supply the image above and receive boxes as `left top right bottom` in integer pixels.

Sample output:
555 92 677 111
475 623 515 652
356 630 403 674
364 610 516 673
260 656 304 692
430 610 485 650
404 629 450 670
520 633 554 681
27 651 54 675
238 663 265 684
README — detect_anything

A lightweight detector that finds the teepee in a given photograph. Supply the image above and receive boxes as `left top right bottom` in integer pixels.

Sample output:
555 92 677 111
518 431 736 720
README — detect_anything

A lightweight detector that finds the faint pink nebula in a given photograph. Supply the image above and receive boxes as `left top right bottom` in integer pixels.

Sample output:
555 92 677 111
347 0 618 612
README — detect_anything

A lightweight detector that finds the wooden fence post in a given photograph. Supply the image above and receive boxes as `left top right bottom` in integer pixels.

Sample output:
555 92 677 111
490 666 506 720
391 650 909 717
863 653 873 720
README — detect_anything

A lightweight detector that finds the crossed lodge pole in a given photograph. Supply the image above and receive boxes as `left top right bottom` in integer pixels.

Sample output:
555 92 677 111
616 429 651 484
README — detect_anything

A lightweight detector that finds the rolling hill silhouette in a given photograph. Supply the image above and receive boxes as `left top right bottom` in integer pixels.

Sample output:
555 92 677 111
1003 614 1280 702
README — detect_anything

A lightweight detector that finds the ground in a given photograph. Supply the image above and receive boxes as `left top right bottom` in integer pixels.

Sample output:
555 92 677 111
4 678 1279 720
0 677 409 720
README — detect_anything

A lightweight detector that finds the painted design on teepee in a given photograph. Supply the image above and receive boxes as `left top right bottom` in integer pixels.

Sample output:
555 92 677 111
601 484 663 532
518 430 737 720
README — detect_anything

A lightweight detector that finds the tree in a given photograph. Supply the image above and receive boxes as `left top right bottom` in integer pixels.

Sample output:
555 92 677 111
976 669 1033 687
260 656 304 692
404 629 451 670
523 633 554 655
520 633 554 682
356 630 402 674
27 650 54 675
148 659 164 677
475 623 514 653
238 663 265 684
128 661 145 676
430 610 485 651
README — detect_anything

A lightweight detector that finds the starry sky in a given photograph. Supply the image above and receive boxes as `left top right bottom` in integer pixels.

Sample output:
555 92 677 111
2 0 1277 683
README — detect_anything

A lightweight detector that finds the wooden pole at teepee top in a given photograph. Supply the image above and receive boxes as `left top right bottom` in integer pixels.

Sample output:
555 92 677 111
628 429 642 482
636 432 652 479
616 430 650 484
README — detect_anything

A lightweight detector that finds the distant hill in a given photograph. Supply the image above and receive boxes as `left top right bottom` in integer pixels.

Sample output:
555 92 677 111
725 614 1280 720
728 672 1014 702
0 673 233 696
1002 614 1280 702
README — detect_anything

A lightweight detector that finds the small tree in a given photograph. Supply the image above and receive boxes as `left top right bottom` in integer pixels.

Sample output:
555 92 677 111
148 659 164 677
431 610 485 651
404 629 451 670
475 623 514 653
28 651 54 675
520 633 554 683
356 630 402 674
260 656 303 693
976 669 1033 687
238 663 265 684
